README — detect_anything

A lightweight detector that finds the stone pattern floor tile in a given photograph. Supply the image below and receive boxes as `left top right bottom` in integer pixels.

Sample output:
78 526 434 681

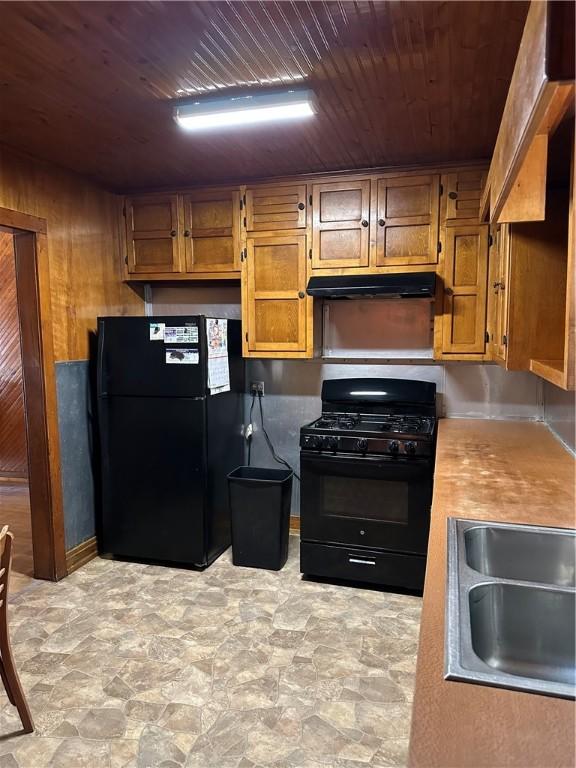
0 537 421 767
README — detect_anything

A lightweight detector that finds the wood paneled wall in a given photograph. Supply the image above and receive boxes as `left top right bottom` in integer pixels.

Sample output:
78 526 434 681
0 145 143 361
0 232 27 476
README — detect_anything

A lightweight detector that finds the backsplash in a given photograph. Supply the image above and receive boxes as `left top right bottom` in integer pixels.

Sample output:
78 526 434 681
543 382 575 453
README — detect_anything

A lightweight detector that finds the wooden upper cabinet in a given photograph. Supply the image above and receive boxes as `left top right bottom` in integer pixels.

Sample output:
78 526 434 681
245 235 308 353
311 180 370 269
375 175 440 266
444 170 487 223
441 224 489 354
492 224 510 363
245 184 307 232
125 195 181 274
182 189 241 274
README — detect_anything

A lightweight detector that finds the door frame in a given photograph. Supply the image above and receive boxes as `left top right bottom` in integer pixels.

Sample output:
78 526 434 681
0 205 67 580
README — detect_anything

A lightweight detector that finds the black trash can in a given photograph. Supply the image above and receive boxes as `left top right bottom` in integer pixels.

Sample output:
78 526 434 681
227 466 293 571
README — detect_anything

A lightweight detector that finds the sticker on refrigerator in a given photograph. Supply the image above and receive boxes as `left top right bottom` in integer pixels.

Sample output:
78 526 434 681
149 322 165 341
206 318 230 394
165 348 199 365
164 325 198 344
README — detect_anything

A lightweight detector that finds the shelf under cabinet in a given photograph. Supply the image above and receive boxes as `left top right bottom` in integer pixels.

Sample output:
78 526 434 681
529 358 566 388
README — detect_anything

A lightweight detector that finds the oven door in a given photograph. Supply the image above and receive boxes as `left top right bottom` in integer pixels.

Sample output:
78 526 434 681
300 451 432 554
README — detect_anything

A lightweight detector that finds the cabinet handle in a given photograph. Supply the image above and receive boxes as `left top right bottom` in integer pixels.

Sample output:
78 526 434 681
448 191 458 200
378 219 385 227
298 202 305 210
493 281 505 291
361 219 369 227
298 291 305 299
170 230 177 237
445 287 453 296
183 230 191 237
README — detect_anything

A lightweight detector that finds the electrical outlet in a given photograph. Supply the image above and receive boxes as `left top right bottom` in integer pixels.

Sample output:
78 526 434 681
250 381 265 395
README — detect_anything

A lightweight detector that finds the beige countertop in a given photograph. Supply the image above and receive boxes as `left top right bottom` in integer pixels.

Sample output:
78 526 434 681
408 419 576 768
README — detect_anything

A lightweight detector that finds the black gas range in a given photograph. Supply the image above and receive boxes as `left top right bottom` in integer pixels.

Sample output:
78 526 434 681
299 378 437 591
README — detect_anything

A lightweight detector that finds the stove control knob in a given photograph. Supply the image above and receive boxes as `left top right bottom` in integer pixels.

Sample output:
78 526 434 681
405 441 417 456
304 435 322 450
355 438 368 452
324 436 339 452
388 440 400 454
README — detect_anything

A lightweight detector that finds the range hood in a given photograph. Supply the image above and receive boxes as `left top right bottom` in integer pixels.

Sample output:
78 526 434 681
306 272 435 299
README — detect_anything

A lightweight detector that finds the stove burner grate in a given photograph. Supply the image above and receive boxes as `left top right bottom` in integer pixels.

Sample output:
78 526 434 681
315 414 360 430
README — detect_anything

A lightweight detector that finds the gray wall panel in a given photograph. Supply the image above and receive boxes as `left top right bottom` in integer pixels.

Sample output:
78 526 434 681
543 381 575 453
244 360 543 516
56 361 96 550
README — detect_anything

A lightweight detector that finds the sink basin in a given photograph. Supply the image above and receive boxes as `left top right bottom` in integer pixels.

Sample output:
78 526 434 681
445 518 576 699
469 583 575 686
465 525 575 587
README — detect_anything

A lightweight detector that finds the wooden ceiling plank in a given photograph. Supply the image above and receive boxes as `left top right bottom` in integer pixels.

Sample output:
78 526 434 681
0 1 529 189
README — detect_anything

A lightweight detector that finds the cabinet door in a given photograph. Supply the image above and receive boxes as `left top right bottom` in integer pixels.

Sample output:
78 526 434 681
492 224 510 362
375 175 440 266
444 169 487 222
442 225 489 354
311 180 370 269
245 235 307 352
245 184 306 232
182 190 241 273
125 195 181 274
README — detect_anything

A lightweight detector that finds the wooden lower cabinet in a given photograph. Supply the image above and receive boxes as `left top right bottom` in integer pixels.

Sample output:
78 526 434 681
243 234 311 356
440 224 489 355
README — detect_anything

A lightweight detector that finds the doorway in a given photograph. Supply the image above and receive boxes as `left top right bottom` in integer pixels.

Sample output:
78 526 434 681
0 208 67 583
0 231 33 591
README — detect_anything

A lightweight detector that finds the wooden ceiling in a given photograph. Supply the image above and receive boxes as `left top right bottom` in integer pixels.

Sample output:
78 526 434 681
0 1 529 191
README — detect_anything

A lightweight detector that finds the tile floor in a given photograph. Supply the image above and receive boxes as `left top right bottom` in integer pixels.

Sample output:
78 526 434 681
0 537 421 768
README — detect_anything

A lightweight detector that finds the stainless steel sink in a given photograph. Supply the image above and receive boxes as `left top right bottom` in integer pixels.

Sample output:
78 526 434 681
465 525 575 587
446 519 576 699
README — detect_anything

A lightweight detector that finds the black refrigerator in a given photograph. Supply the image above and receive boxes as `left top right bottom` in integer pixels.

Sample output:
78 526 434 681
97 315 244 569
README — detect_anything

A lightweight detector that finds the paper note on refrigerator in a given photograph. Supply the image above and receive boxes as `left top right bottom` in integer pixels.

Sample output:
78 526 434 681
206 318 230 394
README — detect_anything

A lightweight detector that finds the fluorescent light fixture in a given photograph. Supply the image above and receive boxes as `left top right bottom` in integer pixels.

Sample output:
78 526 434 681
174 88 316 131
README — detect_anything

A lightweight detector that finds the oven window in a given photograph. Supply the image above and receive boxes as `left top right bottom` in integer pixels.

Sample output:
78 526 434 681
322 476 409 524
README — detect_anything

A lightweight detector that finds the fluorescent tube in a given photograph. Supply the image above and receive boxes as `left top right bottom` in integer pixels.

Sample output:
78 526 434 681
174 89 316 131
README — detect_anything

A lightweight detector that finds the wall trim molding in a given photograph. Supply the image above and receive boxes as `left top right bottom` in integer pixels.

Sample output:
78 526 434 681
65 536 98 575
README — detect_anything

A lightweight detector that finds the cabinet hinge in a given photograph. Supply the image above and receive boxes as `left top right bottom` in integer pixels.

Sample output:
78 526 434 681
243 248 247 261
309 194 312 205
243 216 247 228
503 334 508 347
122 205 126 217
243 194 246 205
309 248 312 260
488 233 493 247
239 198 243 211
437 241 442 253
485 331 490 344
245 332 248 342
439 183 443 196
124 255 128 265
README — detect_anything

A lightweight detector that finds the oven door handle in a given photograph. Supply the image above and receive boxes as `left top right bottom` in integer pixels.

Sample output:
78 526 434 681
300 451 429 467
